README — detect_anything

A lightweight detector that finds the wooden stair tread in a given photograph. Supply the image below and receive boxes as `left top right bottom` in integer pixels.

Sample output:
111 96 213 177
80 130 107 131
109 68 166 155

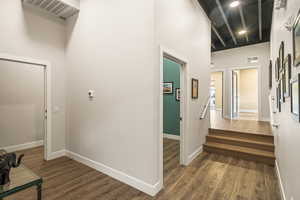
207 135 274 146
209 128 273 138
204 142 275 158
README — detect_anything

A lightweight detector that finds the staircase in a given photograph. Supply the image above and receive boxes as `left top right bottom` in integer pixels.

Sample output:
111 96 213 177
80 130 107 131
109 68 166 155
203 128 275 165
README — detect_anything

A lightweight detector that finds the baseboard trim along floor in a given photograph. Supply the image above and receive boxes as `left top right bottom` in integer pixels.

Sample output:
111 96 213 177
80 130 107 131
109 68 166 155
65 150 161 196
3 140 44 152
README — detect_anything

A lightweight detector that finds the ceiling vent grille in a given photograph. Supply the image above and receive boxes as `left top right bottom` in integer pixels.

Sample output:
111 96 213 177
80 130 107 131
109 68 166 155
248 56 259 64
22 0 79 20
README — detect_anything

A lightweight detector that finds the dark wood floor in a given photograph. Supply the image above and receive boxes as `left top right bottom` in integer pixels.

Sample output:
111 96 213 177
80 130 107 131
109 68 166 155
7 139 281 200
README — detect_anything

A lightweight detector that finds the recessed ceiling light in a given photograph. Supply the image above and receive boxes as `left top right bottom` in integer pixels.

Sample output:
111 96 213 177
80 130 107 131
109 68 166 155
230 1 240 8
238 30 247 35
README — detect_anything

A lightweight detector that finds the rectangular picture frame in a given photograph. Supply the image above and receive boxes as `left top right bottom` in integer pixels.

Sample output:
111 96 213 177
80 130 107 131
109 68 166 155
293 9 300 67
269 60 272 89
275 58 280 81
291 74 300 122
283 54 292 97
191 78 199 99
279 41 284 71
163 82 174 94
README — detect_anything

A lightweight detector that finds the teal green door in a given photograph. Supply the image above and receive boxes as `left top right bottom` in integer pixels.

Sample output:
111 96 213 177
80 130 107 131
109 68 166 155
163 58 180 136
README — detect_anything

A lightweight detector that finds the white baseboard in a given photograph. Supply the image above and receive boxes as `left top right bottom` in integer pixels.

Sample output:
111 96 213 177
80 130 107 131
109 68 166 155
186 146 203 165
48 149 66 160
275 161 287 200
163 133 180 140
66 150 161 196
2 140 44 152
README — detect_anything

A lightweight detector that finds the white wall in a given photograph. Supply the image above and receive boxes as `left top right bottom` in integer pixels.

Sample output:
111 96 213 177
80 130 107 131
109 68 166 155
65 0 158 192
0 0 66 152
270 1 300 200
212 43 270 120
0 60 44 147
155 0 211 164
65 0 210 195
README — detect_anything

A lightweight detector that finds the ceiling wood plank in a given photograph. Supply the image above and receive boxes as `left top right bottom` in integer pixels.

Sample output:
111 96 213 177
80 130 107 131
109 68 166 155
212 25 226 47
239 6 249 42
215 0 237 45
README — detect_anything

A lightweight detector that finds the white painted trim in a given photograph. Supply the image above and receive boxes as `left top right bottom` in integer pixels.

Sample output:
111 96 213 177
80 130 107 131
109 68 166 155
163 133 180 140
0 53 52 161
48 149 66 160
186 146 203 165
229 66 261 120
159 45 189 194
239 109 258 113
66 150 161 196
3 140 44 152
275 161 287 200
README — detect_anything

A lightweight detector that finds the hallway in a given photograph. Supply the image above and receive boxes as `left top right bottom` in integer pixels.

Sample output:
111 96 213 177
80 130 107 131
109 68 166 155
8 140 281 200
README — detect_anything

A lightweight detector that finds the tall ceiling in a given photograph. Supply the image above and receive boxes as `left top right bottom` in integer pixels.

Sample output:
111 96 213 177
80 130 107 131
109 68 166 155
198 0 274 52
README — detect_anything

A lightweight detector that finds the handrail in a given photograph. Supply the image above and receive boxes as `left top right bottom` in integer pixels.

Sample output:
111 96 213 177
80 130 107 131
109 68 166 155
200 96 211 120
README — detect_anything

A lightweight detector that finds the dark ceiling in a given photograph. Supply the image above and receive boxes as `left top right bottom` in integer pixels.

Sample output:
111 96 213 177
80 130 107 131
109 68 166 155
198 0 274 52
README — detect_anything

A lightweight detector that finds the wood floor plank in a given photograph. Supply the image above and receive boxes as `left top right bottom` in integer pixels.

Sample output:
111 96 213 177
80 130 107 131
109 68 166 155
4 139 281 200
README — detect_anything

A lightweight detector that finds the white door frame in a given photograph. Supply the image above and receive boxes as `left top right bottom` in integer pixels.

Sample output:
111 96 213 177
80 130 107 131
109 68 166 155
0 53 52 160
210 69 225 117
159 46 189 189
229 66 260 120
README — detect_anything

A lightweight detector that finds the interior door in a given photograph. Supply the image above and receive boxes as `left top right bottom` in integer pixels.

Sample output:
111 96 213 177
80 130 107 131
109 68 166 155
0 59 45 151
232 71 239 118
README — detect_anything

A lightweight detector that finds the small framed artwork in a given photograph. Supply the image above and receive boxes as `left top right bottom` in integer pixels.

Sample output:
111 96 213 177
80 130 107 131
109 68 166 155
293 9 300 67
269 60 272 89
277 86 281 112
283 54 292 97
163 82 173 94
175 88 180 101
280 79 285 103
291 74 300 122
275 58 279 81
191 78 199 99
279 41 284 71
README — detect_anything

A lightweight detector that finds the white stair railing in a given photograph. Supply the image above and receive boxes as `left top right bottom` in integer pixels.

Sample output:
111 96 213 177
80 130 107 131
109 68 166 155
200 96 211 120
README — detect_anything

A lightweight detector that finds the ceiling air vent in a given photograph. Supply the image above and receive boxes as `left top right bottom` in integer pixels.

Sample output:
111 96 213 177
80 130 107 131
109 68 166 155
22 0 80 20
248 56 259 64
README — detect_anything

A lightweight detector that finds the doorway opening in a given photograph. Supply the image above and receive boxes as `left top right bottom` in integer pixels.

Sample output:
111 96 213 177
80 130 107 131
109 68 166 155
159 47 188 189
210 71 224 122
231 67 258 121
0 54 51 161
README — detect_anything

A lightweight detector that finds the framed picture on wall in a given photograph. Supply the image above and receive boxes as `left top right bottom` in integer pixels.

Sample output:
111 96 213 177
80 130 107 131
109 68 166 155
293 9 300 67
277 86 281 112
279 41 284 71
291 74 300 122
175 88 180 101
275 58 279 81
280 78 285 103
283 54 292 97
163 82 173 94
269 60 272 89
191 78 198 99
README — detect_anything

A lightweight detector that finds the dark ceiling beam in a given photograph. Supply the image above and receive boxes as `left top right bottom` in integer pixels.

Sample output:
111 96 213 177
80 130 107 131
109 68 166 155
215 0 237 45
239 6 249 42
211 25 226 47
258 0 262 40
